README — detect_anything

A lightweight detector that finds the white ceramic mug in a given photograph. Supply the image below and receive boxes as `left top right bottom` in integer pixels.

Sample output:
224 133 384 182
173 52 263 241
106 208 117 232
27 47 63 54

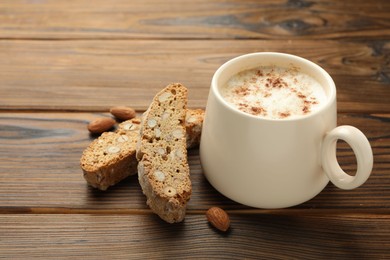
200 52 373 209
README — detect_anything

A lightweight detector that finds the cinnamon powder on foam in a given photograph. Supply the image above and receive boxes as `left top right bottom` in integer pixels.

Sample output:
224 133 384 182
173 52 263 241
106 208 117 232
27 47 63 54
220 65 327 119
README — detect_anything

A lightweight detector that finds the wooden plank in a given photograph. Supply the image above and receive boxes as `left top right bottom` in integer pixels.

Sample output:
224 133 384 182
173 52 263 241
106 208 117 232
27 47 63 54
0 112 389 211
0 0 389 40
0 214 389 259
0 40 389 113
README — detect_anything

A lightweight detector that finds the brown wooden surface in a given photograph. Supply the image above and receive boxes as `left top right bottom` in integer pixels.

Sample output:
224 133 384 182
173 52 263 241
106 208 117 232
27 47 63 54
1 40 389 112
1 0 389 40
0 112 389 212
0 0 389 259
1 214 389 259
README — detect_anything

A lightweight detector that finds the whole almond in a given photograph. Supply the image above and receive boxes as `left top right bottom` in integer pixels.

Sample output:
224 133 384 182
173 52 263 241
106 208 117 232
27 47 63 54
206 207 230 232
110 106 136 121
87 117 116 134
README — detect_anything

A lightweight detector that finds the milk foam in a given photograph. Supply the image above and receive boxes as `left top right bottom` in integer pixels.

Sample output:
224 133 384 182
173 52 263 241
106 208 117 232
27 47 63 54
220 66 327 119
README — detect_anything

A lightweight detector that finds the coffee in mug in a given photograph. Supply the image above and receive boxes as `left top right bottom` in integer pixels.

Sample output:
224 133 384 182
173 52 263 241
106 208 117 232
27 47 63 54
220 65 327 119
200 52 373 209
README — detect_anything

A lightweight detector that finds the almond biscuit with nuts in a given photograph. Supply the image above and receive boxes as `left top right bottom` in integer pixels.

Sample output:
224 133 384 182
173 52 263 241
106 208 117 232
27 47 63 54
81 118 141 190
136 83 191 223
81 110 204 191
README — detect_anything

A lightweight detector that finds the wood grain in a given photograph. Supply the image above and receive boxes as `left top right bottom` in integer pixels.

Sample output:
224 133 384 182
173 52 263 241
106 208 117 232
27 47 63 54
0 214 389 259
0 0 389 40
1 0 389 258
1 40 389 112
0 112 388 212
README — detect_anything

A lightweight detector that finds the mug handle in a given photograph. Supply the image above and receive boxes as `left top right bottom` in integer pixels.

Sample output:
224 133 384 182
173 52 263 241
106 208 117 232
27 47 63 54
321 125 373 190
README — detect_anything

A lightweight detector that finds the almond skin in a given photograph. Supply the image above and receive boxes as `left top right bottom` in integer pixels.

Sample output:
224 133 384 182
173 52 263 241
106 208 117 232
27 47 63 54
110 106 136 121
206 207 230 232
87 117 116 134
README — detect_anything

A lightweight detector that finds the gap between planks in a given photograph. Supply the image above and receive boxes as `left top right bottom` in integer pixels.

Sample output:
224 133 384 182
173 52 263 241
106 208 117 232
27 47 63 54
1 207 389 216
0 37 262 41
1 109 389 116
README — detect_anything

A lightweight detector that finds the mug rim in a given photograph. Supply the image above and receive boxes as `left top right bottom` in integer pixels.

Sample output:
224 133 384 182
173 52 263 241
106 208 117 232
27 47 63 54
211 52 337 122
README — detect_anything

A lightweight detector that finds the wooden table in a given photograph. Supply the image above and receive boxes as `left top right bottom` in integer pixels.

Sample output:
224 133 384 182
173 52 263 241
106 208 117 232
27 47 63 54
1 0 389 258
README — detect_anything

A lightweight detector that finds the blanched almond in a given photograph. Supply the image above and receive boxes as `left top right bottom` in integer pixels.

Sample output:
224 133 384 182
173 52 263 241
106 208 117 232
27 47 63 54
116 135 129 143
157 147 166 155
107 146 120 154
154 170 165 182
154 128 162 138
172 129 184 139
158 92 172 103
186 116 198 123
161 111 170 120
175 148 185 158
122 123 137 131
147 119 157 128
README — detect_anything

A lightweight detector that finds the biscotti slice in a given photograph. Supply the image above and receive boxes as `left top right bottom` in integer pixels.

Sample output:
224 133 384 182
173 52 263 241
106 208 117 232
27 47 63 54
185 109 204 149
136 83 191 223
117 109 204 149
81 118 141 190
81 110 204 191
